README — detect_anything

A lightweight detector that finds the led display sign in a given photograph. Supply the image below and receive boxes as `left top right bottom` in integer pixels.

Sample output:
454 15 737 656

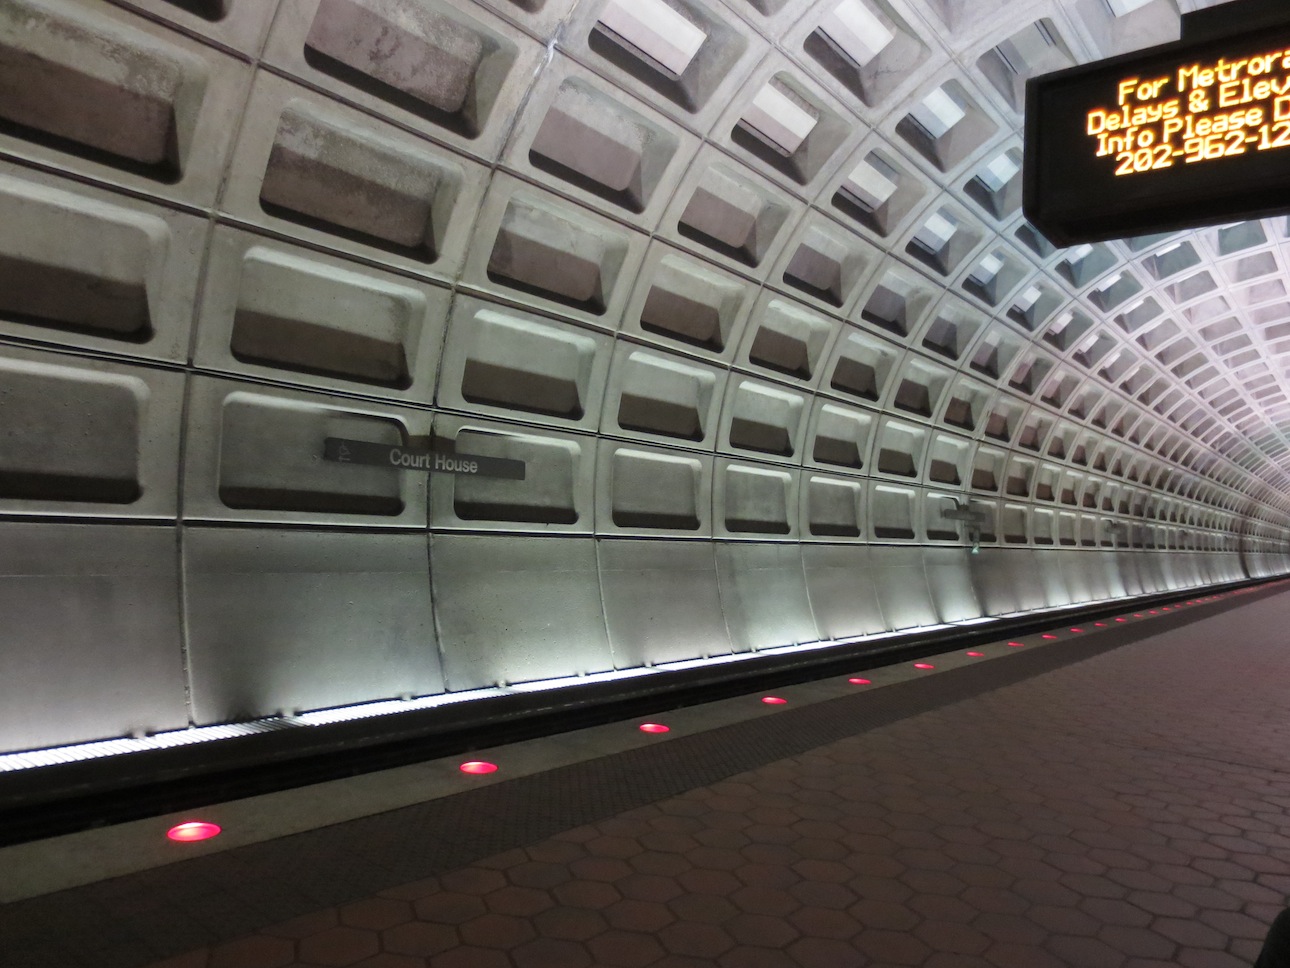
1024 22 1290 245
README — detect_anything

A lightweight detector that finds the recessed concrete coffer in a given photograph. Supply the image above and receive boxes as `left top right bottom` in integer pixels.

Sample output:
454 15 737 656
969 328 1021 380
261 101 462 261
529 78 678 214
782 220 871 308
811 403 873 470
0 173 164 343
745 298 835 381
639 254 746 352
0 0 206 180
942 378 989 431
928 434 969 486
217 393 406 516
983 396 1023 443
971 448 1005 492
860 267 932 338
612 349 719 444
589 0 748 115
0 357 145 505
804 0 926 109
905 207 980 277
231 247 427 389
610 448 704 531
1007 283 1060 332
875 419 927 479
303 0 518 138
488 193 628 314
451 430 580 526
725 381 806 459
965 148 1023 220
722 464 793 535
678 165 790 267
920 302 985 363
962 249 1023 307
168 0 231 21
808 476 863 537
977 19 1073 112
733 72 848 186
871 483 916 539
892 358 949 418
829 329 896 402
445 306 604 422
833 149 924 238
896 80 998 173
1001 503 1028 543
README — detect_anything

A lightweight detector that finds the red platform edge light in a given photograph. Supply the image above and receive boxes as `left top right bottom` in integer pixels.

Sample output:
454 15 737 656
1070 628 1083 633
848 677 872 685
914 662 935 670
1115 617 1127 622
762 696 788 705
167 821 221 843
966 651 984 657
639 723 670 733
459 761 498 775
1041 634 1058 640
1007 641 1025 648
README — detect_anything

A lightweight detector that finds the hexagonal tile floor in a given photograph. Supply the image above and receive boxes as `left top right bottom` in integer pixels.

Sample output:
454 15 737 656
9 585 1290 968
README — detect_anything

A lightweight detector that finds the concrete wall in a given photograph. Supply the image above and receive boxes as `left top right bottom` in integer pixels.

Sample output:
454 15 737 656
1 0 1288 754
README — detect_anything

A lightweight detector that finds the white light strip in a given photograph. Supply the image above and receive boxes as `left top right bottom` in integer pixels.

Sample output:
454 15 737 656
292 688 506 726
506 666 661 694
598 0 707 76
0 600 1222 775
0 721 281 773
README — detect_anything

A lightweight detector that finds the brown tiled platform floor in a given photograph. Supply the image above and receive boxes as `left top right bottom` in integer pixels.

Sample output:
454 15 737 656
7 584 1290 968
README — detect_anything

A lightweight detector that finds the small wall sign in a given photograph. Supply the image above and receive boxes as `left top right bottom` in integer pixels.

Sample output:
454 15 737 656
324 438 525 480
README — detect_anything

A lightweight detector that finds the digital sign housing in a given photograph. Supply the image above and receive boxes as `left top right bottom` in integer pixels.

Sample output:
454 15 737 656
1024 21 1290 246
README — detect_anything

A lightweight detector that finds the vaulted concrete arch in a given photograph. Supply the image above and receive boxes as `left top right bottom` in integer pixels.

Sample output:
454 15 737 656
0 0 1287 763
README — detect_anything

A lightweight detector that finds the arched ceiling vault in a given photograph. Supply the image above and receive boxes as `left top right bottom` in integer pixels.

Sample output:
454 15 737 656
5 0 1290 762
5 0 1290 551
438 0 1290 538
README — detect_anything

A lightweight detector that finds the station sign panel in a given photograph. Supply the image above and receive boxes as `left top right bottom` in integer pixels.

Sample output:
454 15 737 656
1024 23 1290 244
324 438 526 480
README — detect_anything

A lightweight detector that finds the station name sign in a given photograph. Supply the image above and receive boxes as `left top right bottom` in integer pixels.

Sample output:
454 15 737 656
324 438 525 480
1024 23 1290 244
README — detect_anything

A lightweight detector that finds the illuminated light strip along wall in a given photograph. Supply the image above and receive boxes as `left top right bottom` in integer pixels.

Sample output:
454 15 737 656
0 591 1231 777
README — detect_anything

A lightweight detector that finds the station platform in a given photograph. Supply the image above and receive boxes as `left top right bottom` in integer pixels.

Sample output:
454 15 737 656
4 581 1290 968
